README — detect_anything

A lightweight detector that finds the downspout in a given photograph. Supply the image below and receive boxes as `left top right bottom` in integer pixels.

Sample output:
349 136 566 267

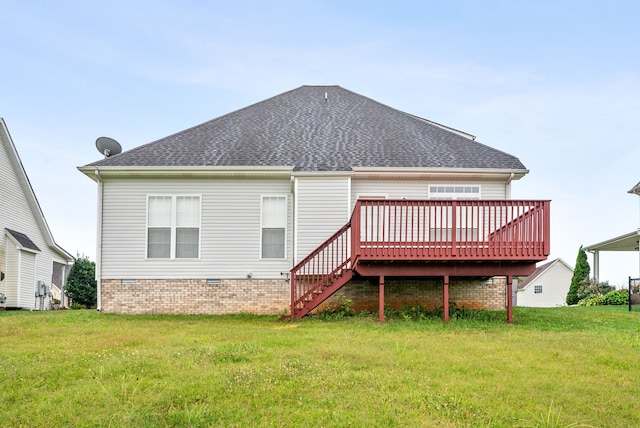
292 176 298 265
506 173 514 199
94 168 103 311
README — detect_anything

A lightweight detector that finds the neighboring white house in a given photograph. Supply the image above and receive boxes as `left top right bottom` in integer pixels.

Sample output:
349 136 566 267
585 181 640 282
79 85 549 316
0 118 74 310
516 258 573 307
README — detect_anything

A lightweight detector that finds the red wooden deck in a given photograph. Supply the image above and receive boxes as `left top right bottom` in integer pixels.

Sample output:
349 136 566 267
290 199 550 321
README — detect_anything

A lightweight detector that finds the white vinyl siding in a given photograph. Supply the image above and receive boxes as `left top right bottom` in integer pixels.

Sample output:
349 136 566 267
295 177 350 263
350 178 510 247
351 179 428 207
3 243 18 306
517 260 574 308
351 179 506 204
100 178 292 279
18 251 35 309
1 125 71 310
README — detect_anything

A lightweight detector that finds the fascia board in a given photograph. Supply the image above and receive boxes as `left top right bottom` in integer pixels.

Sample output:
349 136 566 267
351 167 529 180
78 165 295 180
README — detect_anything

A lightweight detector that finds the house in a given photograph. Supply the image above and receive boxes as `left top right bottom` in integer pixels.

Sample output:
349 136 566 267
0 118 74 310
585 181 640 282
516 258 573 307
79 85 550 321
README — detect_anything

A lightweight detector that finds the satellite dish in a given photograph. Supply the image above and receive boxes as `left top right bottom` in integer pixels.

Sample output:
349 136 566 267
95 137 122 158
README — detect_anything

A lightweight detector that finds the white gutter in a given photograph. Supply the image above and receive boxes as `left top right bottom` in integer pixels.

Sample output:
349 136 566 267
78 165 295 181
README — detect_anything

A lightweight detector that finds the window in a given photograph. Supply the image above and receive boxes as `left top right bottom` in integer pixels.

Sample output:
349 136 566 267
261 196 287 259
428 185 481 241
147 195 200 259
428 185 480 200
534 285 543 294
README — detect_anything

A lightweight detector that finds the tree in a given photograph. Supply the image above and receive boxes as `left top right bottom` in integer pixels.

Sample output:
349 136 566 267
64 256 97 308
566 246 590 305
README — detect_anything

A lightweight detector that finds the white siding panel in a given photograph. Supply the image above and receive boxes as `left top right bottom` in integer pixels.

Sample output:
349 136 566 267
18 251 35 309
100 177 293 279
518 263 573 307
3 243 18 306
295 177 350 263
351 178 507 206
1 128 65 309
476 182 506 199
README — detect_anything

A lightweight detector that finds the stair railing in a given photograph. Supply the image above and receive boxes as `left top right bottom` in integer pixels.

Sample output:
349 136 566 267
290 222 352 317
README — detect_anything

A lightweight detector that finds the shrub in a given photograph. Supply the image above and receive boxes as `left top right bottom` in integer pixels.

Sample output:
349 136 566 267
602 290 629 306
577 296 605 306
566 246 590 305
64 257 97 308
315 292 356 319
576 278 614 301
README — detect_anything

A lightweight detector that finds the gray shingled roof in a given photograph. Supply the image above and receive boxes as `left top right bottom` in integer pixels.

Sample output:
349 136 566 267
5 228 41 252
86 85 527 172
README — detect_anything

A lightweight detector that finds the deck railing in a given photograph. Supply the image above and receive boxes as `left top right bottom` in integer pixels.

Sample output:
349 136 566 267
290 223 352 316
351 199 550 261
290 199 550 317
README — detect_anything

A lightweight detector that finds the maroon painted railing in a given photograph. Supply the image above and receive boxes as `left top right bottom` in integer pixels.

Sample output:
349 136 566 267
290 223 352 317
351 199 550 261
290 199 550 317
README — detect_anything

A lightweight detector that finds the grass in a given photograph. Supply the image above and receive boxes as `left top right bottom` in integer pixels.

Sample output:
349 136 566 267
0 306 639 427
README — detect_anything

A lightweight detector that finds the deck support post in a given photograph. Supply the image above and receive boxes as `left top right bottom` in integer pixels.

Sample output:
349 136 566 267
443 275 450 322
379 275 385 323
506 275 513 324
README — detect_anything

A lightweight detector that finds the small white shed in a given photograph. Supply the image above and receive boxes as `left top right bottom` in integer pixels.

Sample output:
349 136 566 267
516 258 574 307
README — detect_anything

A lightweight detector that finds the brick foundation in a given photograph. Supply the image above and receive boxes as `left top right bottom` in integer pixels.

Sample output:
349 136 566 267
317 277 507 313
100 277 508 315
100 278 290 315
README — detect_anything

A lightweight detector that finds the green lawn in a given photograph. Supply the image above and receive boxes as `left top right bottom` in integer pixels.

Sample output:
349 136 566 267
0 306 638 427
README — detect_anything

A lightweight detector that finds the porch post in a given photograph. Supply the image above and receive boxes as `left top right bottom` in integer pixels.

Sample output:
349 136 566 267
506 275 513 323
443 275 449 322
379 275 385 323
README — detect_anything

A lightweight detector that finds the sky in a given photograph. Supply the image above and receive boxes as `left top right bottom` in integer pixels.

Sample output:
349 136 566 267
1 0 639 287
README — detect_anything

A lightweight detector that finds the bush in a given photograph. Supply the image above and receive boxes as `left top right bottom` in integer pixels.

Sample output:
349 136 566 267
64 257 97 308
577 296 605 306
576 278 614 301
602 290 629 306
577 289 628 306
315 292 356 319
567 246 590 305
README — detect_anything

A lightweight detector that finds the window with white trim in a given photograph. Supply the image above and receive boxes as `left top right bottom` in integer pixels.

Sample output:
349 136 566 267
428 185 481 240
534 285 543 294
261 195 287 259
428 185 481 200
147 195 200 259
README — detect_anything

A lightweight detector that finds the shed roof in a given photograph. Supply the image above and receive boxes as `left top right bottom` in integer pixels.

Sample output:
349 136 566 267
85 85 527 173
5 228 41 252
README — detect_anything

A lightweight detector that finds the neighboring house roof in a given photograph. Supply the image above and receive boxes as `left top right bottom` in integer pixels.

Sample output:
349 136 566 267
585 230 640 252
5 228 41 252
517 258 573 290
0 118 74 262
84 85 528 173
